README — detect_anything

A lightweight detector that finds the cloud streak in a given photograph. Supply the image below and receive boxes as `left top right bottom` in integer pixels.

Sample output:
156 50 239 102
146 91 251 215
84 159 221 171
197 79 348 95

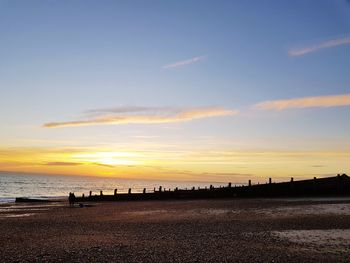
162 55 206 69
289 36 350 56
254 93 350 110
43 106 238 128
45 162 82 166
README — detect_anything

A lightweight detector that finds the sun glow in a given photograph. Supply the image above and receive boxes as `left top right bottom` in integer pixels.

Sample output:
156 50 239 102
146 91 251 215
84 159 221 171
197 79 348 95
72 152 140 166
0 146 349 180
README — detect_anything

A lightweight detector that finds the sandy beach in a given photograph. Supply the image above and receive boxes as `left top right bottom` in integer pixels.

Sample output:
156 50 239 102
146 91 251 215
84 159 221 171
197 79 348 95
1 198 350 262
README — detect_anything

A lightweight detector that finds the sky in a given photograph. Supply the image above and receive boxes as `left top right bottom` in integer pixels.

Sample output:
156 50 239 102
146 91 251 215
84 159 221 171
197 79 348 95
1 0 350 183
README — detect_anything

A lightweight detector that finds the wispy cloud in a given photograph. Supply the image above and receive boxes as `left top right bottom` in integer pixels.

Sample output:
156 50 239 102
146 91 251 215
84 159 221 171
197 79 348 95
162 55 206 69
45 162 82 166
43 106 238 128
254 93 350 110
289 36 350 56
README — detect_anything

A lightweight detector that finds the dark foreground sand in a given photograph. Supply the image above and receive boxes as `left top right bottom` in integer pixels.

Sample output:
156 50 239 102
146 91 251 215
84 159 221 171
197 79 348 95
1 198 350 262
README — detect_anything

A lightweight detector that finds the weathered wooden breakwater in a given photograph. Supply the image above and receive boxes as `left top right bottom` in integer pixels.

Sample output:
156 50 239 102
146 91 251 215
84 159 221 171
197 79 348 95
74 174 350 202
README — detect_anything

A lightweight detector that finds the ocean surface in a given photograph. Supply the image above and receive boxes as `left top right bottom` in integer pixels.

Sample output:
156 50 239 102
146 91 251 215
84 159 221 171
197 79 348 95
0 172 227 203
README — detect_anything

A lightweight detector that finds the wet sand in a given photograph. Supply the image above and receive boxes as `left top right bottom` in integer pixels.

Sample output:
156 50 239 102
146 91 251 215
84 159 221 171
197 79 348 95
1 198 350 262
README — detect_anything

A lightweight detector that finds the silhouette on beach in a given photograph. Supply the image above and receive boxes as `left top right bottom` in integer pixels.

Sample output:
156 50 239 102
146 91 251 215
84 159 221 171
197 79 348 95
68 192 76 207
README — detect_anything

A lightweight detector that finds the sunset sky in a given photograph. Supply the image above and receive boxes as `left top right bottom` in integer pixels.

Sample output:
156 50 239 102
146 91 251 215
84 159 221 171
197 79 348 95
1 0 350 183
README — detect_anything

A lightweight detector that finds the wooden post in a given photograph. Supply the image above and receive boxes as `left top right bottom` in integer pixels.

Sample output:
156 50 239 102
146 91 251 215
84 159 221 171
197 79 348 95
114 189 117 196
82 193 85 199
313 177 317 194
143 188 146 194
248 180 251 187
89 191 92 197
192 186 195 191
128 188 131 194
290 177 294 195
268 178 272 196
210 185 213 190
159 186 162 192
337 174 343 194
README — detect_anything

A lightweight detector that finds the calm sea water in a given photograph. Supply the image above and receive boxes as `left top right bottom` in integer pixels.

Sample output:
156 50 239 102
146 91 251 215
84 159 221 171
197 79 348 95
0 172 227 203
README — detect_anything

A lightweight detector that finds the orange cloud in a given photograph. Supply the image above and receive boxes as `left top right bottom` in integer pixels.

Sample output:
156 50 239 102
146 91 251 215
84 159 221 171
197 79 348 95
254 93 350 110
289 36 350 56
43 106 238 128
162 55 206 69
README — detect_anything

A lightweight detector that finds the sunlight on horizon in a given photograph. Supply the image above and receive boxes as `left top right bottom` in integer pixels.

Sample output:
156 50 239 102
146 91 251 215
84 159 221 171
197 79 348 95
0 146 348 182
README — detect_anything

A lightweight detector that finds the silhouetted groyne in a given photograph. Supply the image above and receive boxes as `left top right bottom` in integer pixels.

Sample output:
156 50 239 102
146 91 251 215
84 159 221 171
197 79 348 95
73 174 350 202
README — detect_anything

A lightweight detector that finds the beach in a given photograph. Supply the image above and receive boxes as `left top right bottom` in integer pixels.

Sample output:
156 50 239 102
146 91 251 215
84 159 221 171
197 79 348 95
1 198 350 262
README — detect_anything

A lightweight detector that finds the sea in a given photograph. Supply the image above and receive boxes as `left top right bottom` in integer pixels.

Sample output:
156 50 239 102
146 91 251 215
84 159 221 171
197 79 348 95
0 172 227 203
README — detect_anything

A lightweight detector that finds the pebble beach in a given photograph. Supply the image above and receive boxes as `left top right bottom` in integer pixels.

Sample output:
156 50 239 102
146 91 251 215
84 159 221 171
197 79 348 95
1 198 350 262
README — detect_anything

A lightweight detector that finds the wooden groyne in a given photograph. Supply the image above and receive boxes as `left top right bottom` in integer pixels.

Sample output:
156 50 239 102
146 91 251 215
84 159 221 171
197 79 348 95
73 174 350 202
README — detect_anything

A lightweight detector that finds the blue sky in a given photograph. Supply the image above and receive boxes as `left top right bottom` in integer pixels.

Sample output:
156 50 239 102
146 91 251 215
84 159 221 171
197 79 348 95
0 0 350 180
